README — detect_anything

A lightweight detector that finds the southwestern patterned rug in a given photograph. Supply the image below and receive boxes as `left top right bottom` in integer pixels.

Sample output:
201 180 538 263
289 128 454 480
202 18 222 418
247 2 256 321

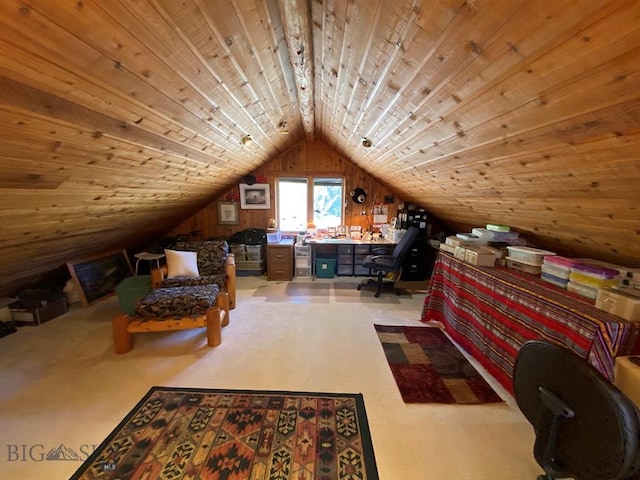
374 325 503 404
70 387 379 480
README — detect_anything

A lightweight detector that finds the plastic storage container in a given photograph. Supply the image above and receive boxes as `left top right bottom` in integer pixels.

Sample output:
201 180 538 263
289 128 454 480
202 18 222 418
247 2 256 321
541 263 571 280
235 260 265 276
295 267 311 278
246 245 264 261
541 271 569 289
295 257 312 268
337 264 353 276
295 268 311 277
506 246 556 266
338 254 353 265
471 228 495 245
295 245 311 257
353 265 371 276
544 256 582 270
575 259 639 289
230 244 247 260
567 281 598 300
486 224 510 232
315 258 337 278
569 271 619 289
506 257 542 275
266 230 282 243
115 275 152 315
491 231 521 242
571 263 619 280
354 244 371 255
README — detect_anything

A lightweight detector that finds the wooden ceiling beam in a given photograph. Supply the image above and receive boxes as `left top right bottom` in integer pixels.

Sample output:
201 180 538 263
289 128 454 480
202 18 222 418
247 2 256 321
278 0 315 140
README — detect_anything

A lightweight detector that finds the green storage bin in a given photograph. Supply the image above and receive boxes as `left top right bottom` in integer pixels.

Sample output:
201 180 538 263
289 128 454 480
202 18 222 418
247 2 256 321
115 275 152 315
315 258 337 278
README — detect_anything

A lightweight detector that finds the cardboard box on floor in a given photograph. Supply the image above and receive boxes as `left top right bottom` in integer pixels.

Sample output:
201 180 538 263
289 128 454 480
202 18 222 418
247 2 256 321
10 290 68 326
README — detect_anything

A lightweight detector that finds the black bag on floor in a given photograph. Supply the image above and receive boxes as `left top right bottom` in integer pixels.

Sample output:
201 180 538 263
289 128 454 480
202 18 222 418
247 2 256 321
229 228 266 245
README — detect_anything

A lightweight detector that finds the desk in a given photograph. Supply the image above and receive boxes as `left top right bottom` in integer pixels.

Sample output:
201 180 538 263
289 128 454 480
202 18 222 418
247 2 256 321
421 252 640 394
305 238 396 279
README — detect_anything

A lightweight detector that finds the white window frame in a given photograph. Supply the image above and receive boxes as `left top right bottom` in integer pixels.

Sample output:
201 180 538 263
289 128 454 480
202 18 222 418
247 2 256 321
277 176 344 231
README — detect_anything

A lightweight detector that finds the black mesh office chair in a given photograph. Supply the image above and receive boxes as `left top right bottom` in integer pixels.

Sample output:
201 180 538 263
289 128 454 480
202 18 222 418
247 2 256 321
356 226 419 298
513 340 640 480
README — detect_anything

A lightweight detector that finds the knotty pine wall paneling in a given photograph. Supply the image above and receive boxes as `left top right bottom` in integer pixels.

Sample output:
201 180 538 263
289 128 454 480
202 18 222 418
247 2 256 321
167 140 412 239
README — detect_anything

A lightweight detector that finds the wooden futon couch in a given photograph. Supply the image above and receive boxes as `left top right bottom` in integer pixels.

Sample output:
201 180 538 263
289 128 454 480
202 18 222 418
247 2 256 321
111 240 236 354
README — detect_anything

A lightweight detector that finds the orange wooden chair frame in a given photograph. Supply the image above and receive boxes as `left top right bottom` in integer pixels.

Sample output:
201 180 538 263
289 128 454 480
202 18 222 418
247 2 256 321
111 291 230 354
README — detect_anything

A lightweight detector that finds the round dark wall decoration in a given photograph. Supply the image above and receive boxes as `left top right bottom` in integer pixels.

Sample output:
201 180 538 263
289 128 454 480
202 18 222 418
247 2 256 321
243 174 257 185
350 188 367 204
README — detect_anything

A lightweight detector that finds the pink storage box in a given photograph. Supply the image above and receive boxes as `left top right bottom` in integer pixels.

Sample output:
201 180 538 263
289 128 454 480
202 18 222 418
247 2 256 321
543 256 582 269
571 263 619 280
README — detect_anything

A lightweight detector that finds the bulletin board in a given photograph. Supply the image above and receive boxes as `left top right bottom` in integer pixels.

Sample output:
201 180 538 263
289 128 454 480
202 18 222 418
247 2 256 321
372 204 389 225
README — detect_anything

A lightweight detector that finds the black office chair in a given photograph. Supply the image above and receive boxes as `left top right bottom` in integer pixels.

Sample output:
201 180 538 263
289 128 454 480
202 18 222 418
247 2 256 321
356 226 420 298
513 340 640 480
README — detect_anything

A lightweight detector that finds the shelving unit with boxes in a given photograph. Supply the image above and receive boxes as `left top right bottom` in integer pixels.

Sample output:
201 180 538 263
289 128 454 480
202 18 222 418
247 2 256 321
336 245 354 276
294 244 312 278
293 240 405 279
354 244 374 276
336 243 393 277
231 243 266 276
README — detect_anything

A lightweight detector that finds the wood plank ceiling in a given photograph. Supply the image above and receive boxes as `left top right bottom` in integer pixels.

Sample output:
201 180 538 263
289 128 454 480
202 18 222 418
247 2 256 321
0 0 639 296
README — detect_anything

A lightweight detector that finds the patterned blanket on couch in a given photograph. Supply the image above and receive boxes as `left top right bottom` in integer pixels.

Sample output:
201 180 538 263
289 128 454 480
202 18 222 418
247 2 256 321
159 240 229 289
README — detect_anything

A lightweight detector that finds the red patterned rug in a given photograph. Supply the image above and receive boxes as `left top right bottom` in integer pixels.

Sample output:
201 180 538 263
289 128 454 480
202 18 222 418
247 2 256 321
70 387 378 480
374 325 503 404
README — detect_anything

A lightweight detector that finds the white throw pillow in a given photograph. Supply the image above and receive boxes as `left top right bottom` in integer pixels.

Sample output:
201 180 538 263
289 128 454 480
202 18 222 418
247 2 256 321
165 249 200 278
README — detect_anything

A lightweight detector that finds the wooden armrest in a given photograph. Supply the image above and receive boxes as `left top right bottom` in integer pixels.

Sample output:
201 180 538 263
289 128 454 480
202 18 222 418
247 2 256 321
150 265 168 289
225 253 236 310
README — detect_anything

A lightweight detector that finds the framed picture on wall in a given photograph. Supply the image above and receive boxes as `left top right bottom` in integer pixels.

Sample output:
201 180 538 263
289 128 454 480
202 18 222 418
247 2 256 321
239 183 271 209
217 201 239 225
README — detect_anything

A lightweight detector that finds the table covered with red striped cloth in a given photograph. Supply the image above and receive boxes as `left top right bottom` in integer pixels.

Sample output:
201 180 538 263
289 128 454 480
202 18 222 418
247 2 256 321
421 251 640 394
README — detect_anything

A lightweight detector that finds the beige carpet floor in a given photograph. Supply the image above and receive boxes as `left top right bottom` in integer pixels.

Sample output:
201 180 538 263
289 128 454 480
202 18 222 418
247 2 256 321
0 276 541 479
253 280 411 303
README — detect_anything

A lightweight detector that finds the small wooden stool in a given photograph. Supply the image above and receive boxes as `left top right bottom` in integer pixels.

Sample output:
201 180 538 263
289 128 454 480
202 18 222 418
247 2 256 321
112 291 229 354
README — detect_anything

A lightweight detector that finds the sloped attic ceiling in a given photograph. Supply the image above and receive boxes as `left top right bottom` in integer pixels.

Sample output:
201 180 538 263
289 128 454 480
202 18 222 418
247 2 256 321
0 0 639 296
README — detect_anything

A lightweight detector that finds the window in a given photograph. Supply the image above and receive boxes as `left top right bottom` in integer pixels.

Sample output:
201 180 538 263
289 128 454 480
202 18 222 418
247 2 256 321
278 178 308 231
277 177 343 231
313 178 343 228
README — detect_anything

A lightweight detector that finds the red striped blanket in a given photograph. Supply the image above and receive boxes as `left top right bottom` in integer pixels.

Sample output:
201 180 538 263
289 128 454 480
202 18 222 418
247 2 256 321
421 252 640 394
